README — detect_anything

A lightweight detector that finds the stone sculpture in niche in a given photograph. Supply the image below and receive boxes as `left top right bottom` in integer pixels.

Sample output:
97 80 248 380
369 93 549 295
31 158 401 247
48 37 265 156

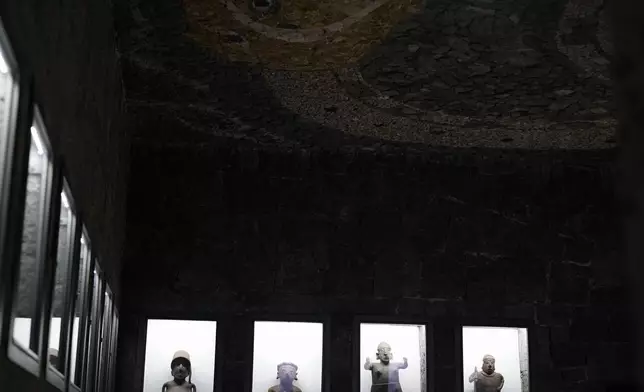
268 362 302 392
48 348 59 369
468 355 504 392
162 350 197 392
364 342 409 392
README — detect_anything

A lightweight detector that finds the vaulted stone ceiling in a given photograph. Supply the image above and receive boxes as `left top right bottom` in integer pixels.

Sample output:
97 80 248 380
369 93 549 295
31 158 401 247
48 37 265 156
115 0 615 151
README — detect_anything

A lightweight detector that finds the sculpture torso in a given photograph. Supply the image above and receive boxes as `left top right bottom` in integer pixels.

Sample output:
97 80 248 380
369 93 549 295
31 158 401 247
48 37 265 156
163 381 196 392
370 362 407 385
267 385 303 392
366 362 407 392
473 372 504 392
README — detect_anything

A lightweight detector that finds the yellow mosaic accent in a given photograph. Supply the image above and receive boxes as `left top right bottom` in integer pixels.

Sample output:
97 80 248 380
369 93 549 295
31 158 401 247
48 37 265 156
184 0 422 70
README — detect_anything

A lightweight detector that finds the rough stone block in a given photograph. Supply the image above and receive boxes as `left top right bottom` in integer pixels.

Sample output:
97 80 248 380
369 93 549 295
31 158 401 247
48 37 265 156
560 366 588 384
549 262 591 304
433 324 456 366
434 366 456 392
503 304 535 320
420 252 467 299
550 325 571 344
607 310 636 343
570 308 610 342
551 343 588 367
535 304 574 326
590 286 630 305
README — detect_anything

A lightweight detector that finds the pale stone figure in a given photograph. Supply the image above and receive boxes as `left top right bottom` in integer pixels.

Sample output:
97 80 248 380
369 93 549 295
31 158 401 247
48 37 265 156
364 342 409 392
162 350 197 392
48 348 60 369
268 362 302 392
468 355 504 392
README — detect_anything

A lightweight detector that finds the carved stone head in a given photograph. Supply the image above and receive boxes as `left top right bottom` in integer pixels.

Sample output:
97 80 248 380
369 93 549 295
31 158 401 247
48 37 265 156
482 354 496 375
171 350 192 381
276 362 298 384
376 342 393 364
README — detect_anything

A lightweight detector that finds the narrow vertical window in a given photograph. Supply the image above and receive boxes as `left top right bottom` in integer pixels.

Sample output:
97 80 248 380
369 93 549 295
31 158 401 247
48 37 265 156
9 111 53 374
47 185 77 378
0 21 20 283
106 311 119 392
70 232 91 387
96 290 113 392
84 266 104 392
0 27 13 163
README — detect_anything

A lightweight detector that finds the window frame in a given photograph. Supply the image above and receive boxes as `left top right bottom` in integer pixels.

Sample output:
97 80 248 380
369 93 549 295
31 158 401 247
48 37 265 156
352 317 435 392
96 285 113 392
6 105 59 377
45 176 81 390
83 262 105 392
69 226 93 390
76 251 97 391
456 323 536 392
0 19 29 350
0 17 20 228
0 27 122 390
106 308 119 392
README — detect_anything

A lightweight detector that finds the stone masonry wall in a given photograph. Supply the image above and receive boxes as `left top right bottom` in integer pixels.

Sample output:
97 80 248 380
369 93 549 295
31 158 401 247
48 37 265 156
1 0 129 295
0 0 128 391
117 142 632 392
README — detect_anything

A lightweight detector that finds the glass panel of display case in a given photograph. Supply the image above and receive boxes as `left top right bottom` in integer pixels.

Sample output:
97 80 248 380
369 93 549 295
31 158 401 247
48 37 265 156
47 185 77 374
70 232 91 386
106 311 119 392
0 20 20 285
360 323 427 392
252 321 324 392
84 266 104 392
462 327 529 392
143 319 217 392
9 110 53 373
96 290 113 392
45 317 79 389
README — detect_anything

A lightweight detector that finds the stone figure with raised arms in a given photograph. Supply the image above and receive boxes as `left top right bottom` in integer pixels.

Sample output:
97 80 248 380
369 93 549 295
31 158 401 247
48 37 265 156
268 362 302 392
468 354 504 392
162 350 197 392
364 342 408 392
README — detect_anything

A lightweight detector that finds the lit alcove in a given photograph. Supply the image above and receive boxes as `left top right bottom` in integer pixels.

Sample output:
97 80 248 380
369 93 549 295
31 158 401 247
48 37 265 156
69 230 92 389
359 323 427 392
46 317 80 369
0 20 20 288
9 107 54 376
143 319 217 392
11 123 51 353
0 21 16 159
252 321 323 392
47 184 78 385
462 327 529 392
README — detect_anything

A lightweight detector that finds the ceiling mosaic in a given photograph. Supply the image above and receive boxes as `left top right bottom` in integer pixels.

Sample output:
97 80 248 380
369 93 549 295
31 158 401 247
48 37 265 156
122 0 617 150
185 0 424 69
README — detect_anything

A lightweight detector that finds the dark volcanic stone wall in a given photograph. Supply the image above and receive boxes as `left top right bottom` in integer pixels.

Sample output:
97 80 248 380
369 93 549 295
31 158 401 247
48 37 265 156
118 144 632 392
0 0 129 293
0 0 128 390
